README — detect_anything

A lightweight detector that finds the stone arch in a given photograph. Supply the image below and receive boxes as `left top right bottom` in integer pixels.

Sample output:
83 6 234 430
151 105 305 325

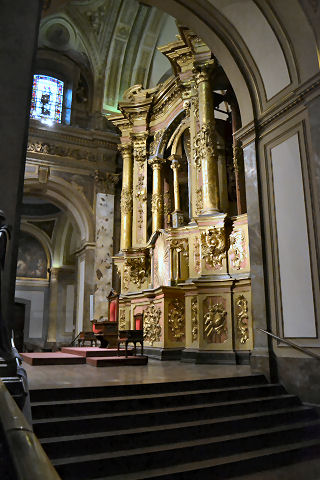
23 176 95 244
20 221 53 268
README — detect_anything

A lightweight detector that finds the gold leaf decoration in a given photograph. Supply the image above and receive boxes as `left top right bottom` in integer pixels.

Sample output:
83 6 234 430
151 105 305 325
143 303 162 345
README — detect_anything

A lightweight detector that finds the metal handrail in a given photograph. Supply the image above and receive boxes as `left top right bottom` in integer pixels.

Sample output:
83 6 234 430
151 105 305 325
258 328 320 361
0 378 61 480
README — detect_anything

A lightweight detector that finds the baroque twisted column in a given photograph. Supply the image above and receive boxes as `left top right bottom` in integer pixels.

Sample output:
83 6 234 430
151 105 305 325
149 157 165 232
119 144 133 250
194 61 220 215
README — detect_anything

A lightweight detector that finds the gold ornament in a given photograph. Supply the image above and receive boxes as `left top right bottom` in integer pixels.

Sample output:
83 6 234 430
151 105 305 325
168 298 185 340
143 303 162 345
120 187 133 214
191 297 198 342
124 256 149 289
151 193 163 214
204 303 227 342
119 310 126 330
236 295 249 344
201 227 227 269
229 229 246 270
193 122 216 171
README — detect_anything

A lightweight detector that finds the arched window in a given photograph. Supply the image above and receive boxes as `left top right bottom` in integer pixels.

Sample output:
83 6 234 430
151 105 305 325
30 74 64 125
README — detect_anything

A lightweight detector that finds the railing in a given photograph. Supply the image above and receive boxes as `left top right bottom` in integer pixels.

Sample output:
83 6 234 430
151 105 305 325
258 328 320 361
0 378 61 480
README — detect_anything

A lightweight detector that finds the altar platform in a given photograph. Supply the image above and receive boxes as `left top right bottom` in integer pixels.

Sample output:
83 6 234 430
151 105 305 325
61 346 134 357
21 347 146 367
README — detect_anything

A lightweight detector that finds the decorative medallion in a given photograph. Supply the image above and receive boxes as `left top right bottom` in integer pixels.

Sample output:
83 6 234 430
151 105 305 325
191 296 198 342
143 303 162 345
120 187 133 214
201 227 227 269
168 298 185 340
204 303 227 342
236 295 249 344
229 229 246 270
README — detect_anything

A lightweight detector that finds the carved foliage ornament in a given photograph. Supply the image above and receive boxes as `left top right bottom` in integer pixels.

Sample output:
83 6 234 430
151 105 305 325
168 298 185 340
133 140 147 163
120 187 133 214
191 297 198 342
201 227 227 269
149 130 163 157
204 303 227 342
143 303 162 345
236 295 249 344
119 310 126 330
229 229 246 270
135 174 147 202
27 142 96 162
124 256 149 289
193 122 217 171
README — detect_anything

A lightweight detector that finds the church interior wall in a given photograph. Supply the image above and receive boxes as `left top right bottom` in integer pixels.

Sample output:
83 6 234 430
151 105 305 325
0 0 319 403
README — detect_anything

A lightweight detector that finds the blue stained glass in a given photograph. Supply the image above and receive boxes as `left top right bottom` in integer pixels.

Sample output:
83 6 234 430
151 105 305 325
30 75 64 124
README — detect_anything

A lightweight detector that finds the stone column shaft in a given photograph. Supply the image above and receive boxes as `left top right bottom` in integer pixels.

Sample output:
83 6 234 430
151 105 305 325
47 268 59 343
119 145 133 250
196 64 220 214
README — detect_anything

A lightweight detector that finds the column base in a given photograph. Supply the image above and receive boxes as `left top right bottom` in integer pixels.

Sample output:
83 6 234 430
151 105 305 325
171 211 184 228
143 347 183 360
181 349 237 364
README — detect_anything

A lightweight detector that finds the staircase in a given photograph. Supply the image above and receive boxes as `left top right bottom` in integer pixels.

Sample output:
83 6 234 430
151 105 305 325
30 375 320 480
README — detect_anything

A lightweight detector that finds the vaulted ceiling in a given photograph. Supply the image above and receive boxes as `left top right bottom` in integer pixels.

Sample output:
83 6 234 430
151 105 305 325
40 0 178 114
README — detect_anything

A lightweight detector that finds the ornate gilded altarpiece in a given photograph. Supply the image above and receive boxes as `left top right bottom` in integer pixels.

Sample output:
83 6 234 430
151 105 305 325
110 27 253 362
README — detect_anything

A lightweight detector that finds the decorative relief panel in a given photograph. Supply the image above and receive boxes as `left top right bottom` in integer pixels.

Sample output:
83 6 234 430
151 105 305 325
229 229 247 270
235 295 249 344
143 303 162 345
203 303 228 343
168 298 185 341
201 227 227 269
124 256 149 290
151 193 163 213
191 296 198 342
119 309 126 330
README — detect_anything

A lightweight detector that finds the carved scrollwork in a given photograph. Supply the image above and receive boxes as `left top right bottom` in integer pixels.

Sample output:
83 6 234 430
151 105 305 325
236 295 249 344
204 303 227 342
193 122 217 171
120 187 133 214
201 227 227 269
122 264 130 291
191 297 198 342
133 140 147 163
124 256 149 289
163 192 172 216
229 229 246 270
168 298 185 340
143 303 162 345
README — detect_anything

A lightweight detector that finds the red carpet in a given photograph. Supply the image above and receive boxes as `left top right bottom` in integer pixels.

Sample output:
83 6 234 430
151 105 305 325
86 356 148 367
21 352 86 366
61 347 134 357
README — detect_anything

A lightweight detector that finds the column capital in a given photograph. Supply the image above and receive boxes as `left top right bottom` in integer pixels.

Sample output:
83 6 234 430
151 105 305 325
169 154 181 170
148 156 166 169
193 59 216 85
118 143 133 156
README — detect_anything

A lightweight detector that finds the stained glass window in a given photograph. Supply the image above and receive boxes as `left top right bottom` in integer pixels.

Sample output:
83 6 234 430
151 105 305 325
30 75 64 124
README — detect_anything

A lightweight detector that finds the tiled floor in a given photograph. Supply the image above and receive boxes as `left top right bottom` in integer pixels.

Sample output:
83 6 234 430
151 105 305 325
23 358 252 390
